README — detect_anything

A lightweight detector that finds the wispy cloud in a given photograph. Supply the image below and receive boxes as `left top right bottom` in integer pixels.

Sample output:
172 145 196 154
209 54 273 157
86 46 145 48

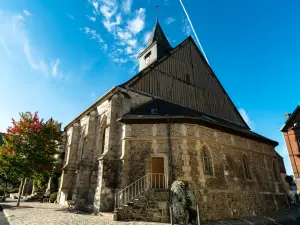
17 15 24 21
85 0 147 67
165 17 175 25
164 0 170 6
87 15 96 22
122 0 133 13
0 38 10 56
127 8 146 34
183 18 191 36
143 32 151 45
52 58 60 76
24 40 48 75
81 27 104 43
1 10 61 79
23 10 31 16
67 14 75 20
239 108 255 130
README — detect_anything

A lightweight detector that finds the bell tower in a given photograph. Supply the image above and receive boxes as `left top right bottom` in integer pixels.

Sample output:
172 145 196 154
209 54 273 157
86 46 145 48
138 21 172 71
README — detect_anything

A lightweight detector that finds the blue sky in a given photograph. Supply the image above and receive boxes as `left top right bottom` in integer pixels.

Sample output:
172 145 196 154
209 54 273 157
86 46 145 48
0 0 299 175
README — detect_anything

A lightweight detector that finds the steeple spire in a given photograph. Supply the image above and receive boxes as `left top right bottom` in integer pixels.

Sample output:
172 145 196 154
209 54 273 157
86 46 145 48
146 20 171 50
138 19 172 71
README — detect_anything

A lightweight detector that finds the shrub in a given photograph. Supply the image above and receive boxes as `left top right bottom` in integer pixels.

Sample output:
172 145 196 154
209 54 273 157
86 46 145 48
49 192 57 203
170 180 197 224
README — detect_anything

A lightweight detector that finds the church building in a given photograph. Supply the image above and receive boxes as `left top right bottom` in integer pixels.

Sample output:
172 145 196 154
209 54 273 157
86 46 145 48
58 21 289 222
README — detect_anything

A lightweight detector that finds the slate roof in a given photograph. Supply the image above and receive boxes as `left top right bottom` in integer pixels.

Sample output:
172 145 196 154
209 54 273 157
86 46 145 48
119 98 278 146
146 21 172 50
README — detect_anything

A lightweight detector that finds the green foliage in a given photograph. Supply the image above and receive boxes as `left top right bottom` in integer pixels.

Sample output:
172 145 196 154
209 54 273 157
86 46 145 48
0 112 63 180
49 192 57 203
171 180 197 224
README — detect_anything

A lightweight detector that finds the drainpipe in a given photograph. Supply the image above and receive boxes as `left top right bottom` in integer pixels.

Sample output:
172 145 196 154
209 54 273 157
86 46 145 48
167 117 174 219
167 117 174 187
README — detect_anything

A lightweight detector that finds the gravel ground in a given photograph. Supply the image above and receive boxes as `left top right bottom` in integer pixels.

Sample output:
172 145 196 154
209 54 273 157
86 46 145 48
1 199 166 225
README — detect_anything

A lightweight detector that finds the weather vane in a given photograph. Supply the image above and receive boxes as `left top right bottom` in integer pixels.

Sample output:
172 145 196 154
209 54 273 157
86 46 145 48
156 5 158 21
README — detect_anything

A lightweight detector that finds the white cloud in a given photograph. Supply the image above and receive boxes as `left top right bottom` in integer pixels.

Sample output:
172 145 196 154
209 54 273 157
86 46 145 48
0 38 10 56
113 58 127 63
85 1 147 65
143 32 151 45
127 8 146 34
103 14 121 32
117 29 132 40
165 17 175 25
67 14 75 20
100 4 117 19
91 1 99 14
52 58 60 76
239 108 255 130
87 15 96 22
23 10 31 16
17 15 24 21
81 27 104 43
122 0 132 13
24 40 48 76
127 39 137 47
125 46 133 54
183 18 191 36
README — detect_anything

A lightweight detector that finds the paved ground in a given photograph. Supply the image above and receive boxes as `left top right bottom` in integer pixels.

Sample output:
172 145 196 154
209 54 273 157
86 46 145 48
1 199 300 225
0 205 10 225
1 199 165 225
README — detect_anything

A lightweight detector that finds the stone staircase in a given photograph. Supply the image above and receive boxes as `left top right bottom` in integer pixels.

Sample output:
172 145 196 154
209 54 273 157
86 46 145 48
115 189 169 222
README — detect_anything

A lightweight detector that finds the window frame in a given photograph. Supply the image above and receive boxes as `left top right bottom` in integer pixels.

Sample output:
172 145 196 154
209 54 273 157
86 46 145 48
242 155 252 180
202 146 213 176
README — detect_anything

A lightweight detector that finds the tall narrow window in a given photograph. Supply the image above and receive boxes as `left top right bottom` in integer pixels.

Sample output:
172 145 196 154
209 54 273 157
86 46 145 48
101 127 106 154
273 160 279 181
202 147 213 175
81 138 87 159
243 155 252 179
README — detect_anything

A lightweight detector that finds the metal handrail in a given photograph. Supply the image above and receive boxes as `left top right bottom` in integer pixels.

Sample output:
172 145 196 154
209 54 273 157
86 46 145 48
114 173 168 210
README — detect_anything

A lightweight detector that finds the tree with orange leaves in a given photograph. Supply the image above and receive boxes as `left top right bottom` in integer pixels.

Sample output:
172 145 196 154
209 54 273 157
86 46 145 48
0 112 62 206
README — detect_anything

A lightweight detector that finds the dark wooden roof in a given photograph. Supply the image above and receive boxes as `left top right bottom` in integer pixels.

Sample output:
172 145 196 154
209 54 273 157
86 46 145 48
122 37 249 129
119 98 278 146
281 105 300 132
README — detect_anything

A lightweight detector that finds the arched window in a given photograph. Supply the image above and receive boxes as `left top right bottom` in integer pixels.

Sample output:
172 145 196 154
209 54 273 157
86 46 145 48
202 146 213 175
273 160 279 182
242 155 252 179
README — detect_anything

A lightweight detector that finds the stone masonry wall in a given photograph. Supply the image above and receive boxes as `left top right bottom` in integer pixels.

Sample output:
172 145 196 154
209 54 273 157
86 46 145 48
125 123 289 221
58 88 152 211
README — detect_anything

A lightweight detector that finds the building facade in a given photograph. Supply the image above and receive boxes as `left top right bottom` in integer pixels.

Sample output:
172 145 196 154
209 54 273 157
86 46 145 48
58 21 289 222
281 106 300 191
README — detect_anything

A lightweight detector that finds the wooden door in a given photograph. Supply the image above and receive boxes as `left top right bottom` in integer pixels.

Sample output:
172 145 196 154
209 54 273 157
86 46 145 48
151 157 164 188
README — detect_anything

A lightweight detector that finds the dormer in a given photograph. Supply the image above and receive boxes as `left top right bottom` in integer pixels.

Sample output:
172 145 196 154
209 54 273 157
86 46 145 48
138 21 172 71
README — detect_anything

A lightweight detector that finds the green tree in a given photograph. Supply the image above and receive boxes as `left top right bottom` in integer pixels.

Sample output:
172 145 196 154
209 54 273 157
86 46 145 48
0 112 62 206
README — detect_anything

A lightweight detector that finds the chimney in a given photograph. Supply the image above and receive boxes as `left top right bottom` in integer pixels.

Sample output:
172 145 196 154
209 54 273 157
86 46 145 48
285 113 291 120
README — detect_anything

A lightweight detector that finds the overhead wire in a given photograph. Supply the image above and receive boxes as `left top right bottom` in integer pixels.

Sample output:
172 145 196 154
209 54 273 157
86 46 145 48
178 0 210 65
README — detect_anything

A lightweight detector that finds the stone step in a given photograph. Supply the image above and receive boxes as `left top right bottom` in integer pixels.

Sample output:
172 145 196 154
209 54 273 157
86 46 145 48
99 212 115 221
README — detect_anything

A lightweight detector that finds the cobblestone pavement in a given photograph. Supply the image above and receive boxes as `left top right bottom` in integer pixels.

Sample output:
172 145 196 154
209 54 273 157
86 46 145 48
1 199 166 225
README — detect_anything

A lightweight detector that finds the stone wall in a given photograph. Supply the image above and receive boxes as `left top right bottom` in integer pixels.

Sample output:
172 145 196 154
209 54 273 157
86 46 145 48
58 88 152 211
124 123 289 221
